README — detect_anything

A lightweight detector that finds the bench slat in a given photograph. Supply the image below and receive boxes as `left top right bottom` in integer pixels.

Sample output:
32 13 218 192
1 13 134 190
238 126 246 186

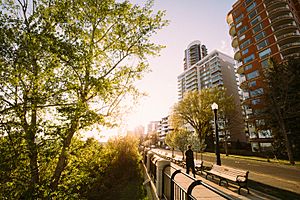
205 164 249 194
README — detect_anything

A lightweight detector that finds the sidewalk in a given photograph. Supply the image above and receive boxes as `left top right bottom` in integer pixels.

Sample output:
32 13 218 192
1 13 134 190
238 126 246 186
172 163 280 200
152 149 300 199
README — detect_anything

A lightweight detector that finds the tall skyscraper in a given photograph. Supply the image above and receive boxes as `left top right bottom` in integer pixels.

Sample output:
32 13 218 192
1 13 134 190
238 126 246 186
227 0 300 152
183 40 208 70
178 49 246 144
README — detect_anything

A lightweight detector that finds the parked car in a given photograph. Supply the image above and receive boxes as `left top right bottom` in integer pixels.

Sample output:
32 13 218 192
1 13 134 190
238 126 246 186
165 146 170 150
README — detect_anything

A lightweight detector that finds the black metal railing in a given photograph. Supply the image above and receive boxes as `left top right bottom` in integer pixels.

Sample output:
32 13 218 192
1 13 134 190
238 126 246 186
149 155 158 183
162 165 235 200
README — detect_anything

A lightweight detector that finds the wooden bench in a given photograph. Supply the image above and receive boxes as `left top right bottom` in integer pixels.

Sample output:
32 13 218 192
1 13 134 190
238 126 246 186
206 164 249 194
181 160 203 173
195 160 204 173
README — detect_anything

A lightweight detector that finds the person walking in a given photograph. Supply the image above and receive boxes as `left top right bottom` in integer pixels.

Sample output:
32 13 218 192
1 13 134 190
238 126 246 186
185 144 196 178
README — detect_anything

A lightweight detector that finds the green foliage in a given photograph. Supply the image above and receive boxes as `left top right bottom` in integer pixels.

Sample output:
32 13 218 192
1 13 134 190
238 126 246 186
170 88 234 149
82 135 146 200
0 0 167 197
0 134 147 199
165 128 191 157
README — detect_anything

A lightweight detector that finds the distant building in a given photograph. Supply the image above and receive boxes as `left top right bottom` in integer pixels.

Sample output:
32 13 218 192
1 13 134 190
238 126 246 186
128 125 145 138
157 116 173 147
147 121 159 135
178 48 246 145
226 0 300 152
184 40 208 70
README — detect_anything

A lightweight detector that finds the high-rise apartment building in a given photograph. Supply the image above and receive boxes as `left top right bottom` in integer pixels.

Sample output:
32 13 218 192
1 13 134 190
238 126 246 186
227 0 300 152
178 48 246 144
184 40 208 70
157 116 172 147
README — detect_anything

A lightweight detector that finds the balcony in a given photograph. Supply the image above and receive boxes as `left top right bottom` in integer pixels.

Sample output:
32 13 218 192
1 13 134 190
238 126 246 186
280 42 300 50
231 36 239 48
236 61 243 68
265 0 287 11
267 6 290 19
211 66 221 74
237 65 244 75
274 22 298 36
276 32 300 44
240 79 248 90
270 14 294 27
234 51 242 61
284 52 300 59
226 13 233 25
229 25 236 37
280 42 300 57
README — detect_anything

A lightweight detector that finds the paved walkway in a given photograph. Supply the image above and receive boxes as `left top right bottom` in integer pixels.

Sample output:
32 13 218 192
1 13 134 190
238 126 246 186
170 163 280 200
151 149 298 199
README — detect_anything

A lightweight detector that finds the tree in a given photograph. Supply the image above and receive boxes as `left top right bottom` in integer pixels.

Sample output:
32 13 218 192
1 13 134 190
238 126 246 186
165 128 191 159
264 58 300 165
187 132 206 159
0 0 167 197
170 88 234 151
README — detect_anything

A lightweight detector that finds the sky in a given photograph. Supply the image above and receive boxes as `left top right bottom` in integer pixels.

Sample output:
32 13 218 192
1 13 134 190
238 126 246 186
123 0 237 132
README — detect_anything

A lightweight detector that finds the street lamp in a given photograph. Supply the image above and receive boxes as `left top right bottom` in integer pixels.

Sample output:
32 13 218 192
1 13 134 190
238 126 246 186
211 102 221 165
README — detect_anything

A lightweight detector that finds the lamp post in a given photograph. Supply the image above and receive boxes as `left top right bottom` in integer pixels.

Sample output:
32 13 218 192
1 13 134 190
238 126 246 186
211 102 221 165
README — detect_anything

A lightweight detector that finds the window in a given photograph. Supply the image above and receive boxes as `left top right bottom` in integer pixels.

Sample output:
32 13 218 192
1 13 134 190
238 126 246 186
248 80 257 87
236 21 242 28
244 54 255 63
256 119 265 126
240 39 251 49
251 142 259 152
246 2 256 12
259 48 271 59
250 88 264 97
245 0 253 5
252 98 261 105
239 34 246 41
258 130 272 138
244 64 253 71
260 142 273 151
257 39 268 50
246 70 259 79
238 26 248 36
253 23 263 34
243 91 250 99
261 59 269 68
254 31 265 41
235 13 244 23
248 9 257 19
250 15 261 26
242 48 249 55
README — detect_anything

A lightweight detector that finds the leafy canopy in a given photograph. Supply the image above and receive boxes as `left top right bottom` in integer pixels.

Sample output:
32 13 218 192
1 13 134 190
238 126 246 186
0 0 168 198
170 88 234 147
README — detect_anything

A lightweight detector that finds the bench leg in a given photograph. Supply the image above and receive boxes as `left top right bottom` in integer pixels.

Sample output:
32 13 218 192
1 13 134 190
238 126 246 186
219 178 228 186
206 173 215 180
238 182 250 194
238 186 249 194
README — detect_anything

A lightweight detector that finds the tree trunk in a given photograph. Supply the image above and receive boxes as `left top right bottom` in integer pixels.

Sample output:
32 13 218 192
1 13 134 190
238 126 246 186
25 116 39 196
280 120 295 165
224 131 229 156
274 101 295 165
26 62 40 195
50 118 79 191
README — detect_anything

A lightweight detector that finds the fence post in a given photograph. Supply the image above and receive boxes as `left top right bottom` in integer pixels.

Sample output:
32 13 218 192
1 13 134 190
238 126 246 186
187 180 202 200
170 169 181 200
156 159 170 198
147 151 154 172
